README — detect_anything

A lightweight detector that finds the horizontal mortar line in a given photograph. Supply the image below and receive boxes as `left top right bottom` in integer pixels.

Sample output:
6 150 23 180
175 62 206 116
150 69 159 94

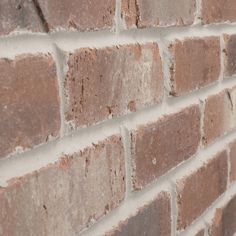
178 182 236 236
1 23 236 58
1 79 236 185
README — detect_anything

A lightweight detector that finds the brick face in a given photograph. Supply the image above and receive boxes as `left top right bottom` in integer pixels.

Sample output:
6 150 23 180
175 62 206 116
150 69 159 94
229 140 236 182
169 37 221 96
195 229 205 236
131 105 200 190
105 192 171 236
0 0 43 35
121 0 196 28
224 34 236 77
202 0 236 24
177 151 228 230
0 135 125 236
209 195 236 236
0 54 60 159
203 87 236 146
36 0 115 31
65 43 163 128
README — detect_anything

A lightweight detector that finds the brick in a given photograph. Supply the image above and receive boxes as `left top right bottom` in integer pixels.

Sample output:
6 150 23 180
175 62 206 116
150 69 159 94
177 150 228 230
0 0 44 35
131 105 200 190
169 37 221 96
121 0 196 28
195 229 205 236
203 87 236 146
209 195 236 236
202 0 236 24
36 0 115 31
0 135 125 236
105 192 171 236
0 54 60 159
224 34 236 77
65 43 163 128
229 140 236 182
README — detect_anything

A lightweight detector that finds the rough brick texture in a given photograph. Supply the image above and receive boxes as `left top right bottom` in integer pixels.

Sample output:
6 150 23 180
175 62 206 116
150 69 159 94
121 0 196 28
230 140 236 182
203 87 236 146
0 0 43 35
131 105 200 190
209 195 236 236
177 150 228 230
65 43 163 128
169 37 221 96
224 34 236 77
0 54 60 159
0 135 125 236
36 0 116 31
202 0 236 24
105 192 171 236
195 229 205 236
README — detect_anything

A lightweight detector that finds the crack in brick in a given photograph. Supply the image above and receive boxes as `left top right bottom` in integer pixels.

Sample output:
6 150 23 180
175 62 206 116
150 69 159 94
32 0 49 32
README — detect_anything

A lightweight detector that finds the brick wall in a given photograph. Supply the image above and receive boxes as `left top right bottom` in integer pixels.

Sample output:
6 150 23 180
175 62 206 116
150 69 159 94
0 1 236 236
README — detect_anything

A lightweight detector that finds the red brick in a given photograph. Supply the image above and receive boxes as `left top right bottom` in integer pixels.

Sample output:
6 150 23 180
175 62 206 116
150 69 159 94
36 0 115 31
224 34 236 77
0 0 44 35
202 0 236 24
105 192 171 236
229 140 236 182
209 195 236 236
203 87 236 146
169 37 221 96
131 105 200 190
177 150 228 230
121 0 196 28
0 135 125 236
65 43 163 128
0 54 60 159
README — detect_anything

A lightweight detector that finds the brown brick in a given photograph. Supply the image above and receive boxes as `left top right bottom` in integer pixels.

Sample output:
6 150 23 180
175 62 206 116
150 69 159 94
209 195 236 236
203 87 236 146
229 140 236 182
65 43 163 128
0 54 60 159
121 0 196 28
195 229 205 236
224 34 236 77
131 105 200 190
0 135 125 236
169 37 221 96
177 150 228 230
0 0 44 35
105 192 171 236
36 0 115 32
202 0 236 24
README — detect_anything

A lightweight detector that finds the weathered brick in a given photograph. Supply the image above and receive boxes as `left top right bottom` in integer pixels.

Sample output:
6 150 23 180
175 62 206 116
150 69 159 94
195 229 205 236
203 87 236 146
105 192 171 236
229 140 236 182
202 0 236 24
36 0 115 31
209 195 236 236
0 54 60 159
169 37 221 96
65 43 163 128
121 0 196 28
0 135 125 236
224 34 236 77
131 105 200 190
0 0 44 35
177 150 228 230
